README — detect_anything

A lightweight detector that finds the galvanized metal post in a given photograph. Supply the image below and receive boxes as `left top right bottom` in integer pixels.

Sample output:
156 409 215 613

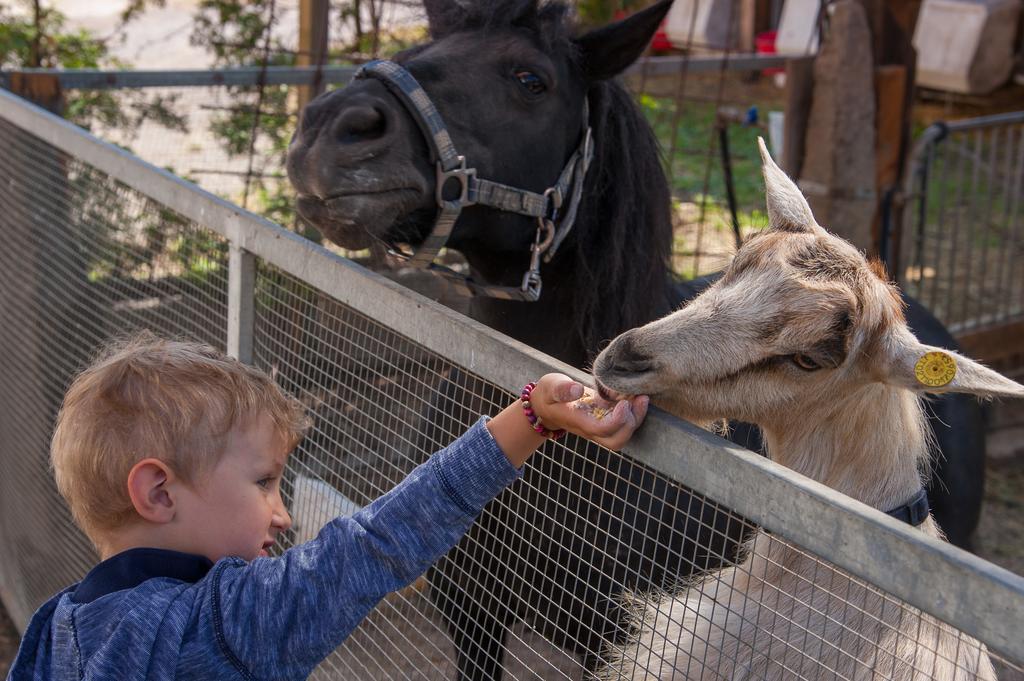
228 244 256 364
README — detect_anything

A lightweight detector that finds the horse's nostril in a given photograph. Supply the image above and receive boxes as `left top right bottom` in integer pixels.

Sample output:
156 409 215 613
335 105 387 145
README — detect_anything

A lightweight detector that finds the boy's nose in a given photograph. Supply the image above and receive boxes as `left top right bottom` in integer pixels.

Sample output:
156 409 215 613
274 495 293 532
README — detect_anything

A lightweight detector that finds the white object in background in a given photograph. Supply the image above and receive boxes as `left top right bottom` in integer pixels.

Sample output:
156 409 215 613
913 0 1020 94
768 111 785 163
664 0 736 50
775 0 821 55
290 473 363 544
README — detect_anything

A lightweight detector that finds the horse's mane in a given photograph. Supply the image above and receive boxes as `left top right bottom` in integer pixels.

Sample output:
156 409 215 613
428 0 574 47
570 79 676 361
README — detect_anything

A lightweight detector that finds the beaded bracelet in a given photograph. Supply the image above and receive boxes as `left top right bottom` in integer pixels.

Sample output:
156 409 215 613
520 382 566 440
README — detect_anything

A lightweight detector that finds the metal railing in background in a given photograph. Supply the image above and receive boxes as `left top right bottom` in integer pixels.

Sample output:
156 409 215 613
1 53 791 278
894 112 1024 362
2 88 1023 679
0 56 789 90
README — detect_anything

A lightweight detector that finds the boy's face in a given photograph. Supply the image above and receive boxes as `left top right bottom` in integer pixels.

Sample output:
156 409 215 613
175 413 293 562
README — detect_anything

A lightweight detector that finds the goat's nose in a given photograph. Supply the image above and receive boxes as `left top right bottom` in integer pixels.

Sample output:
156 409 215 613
610 332 655 372
332 104 388 145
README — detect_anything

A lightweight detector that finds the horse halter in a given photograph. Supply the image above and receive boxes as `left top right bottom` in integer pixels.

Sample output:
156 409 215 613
354 59 594 301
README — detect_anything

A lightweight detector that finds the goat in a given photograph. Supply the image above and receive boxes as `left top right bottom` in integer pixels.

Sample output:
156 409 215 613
591 138 1023 681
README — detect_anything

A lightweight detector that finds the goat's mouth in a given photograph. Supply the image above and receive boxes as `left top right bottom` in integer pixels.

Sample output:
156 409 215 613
593 353 657 401
295 187 428 250
595 379 637 403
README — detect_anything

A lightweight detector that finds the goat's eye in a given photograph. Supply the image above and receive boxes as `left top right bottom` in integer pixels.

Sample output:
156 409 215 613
792 354 821 371
514 70 546 95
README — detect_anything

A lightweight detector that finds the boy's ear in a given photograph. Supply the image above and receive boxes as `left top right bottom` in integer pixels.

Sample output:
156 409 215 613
127 459 177 523
884 333 1024 399
574 0 673 82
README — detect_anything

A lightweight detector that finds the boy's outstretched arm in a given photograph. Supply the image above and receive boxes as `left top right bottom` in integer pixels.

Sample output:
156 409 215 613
212 418 521 678
208 374 647 679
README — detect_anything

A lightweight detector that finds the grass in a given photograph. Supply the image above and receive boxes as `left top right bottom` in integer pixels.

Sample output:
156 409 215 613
639 92 773 276
640 94 768 211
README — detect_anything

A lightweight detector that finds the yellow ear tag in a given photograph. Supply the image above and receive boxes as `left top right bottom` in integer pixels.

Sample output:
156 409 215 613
914 351 957 387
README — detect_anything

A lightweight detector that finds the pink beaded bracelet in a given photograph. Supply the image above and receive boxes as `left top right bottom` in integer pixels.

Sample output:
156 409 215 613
520 382 566 440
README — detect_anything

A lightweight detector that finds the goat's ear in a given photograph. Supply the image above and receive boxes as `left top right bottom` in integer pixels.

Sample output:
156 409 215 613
884 333 1024 399
423 0 468 39
757 137 820 234
574 0 673 82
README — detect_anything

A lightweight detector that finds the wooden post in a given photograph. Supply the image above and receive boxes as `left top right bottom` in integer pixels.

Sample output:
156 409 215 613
297 0 330 113
868 0 922 265
790 0 922 259
872 64 909 261
782 56 814 179
8 72 63 115
738 0 772 53
797 0 877 252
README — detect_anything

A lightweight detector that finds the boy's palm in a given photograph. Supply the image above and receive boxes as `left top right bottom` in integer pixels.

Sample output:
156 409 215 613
534 374 649 451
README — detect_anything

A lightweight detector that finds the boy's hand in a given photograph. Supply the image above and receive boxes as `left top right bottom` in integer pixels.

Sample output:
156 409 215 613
531 373 649 451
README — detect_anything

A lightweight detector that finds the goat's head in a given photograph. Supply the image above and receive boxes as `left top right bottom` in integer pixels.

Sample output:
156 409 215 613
594 138 1024 429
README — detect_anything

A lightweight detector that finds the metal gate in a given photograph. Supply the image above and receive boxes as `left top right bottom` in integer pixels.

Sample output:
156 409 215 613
894 112 1024 364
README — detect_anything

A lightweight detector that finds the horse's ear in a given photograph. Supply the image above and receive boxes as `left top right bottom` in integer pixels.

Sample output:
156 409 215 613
574 0 674 81
423 0 469 38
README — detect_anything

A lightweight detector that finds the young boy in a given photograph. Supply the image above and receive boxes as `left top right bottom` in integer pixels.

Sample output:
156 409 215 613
8 335 648 680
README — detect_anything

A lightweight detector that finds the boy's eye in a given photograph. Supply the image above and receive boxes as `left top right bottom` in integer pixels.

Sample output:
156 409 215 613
257 477 274 489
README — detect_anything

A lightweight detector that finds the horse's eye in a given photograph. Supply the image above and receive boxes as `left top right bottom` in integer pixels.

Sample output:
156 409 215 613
792 354 821 371
514 70 546 95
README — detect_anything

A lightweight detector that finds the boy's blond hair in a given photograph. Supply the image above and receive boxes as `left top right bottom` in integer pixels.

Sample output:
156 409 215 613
51 333 310 549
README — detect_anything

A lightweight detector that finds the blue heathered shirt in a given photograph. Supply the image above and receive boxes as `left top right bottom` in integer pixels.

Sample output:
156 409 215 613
8 418 520 681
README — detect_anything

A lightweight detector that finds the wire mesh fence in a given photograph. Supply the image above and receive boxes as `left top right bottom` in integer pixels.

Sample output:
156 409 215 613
2 88 1023 680
5 55 790 280
896 112 1024 336
62 78 333 225
0 108 230 624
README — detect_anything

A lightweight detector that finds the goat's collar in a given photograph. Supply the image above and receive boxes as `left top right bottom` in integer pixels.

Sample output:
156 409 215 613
884 488 930 527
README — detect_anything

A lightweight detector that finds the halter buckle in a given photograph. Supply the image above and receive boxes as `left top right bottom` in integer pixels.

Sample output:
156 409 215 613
543 186 563 223
521 218 555 297
435 156 477 208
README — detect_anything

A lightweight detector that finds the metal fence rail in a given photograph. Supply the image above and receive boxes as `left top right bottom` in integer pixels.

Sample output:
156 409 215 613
0 56 789 90
2 88 1023 679
896 112 1024 338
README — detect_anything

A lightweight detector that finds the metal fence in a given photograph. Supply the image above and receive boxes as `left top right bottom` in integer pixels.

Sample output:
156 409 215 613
2 53 790 280
2 88 1024 680
895 112 1024 339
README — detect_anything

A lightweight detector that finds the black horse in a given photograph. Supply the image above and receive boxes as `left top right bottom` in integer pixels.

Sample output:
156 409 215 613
286 0 985 677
